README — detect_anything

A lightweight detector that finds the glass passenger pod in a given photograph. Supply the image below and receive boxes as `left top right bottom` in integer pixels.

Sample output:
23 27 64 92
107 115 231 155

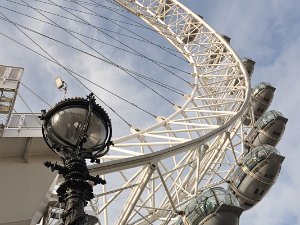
229 145 284 210
176 187 243 225
244 110 288 151
242 58 256 77
243 82 276 126
207 35 231 66
156 0 172 21
232 57 256 87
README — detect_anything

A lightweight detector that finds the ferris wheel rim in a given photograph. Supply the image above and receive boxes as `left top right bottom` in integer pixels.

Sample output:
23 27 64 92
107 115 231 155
85 0 252 224
107 0 251 155
39 0 252 224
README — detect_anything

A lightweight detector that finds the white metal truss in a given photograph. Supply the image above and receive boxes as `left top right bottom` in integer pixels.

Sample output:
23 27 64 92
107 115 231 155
0 65 23 128
45 0 252 224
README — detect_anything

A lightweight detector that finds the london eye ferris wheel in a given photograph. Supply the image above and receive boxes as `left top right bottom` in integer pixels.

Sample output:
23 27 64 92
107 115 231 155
0 0 288 225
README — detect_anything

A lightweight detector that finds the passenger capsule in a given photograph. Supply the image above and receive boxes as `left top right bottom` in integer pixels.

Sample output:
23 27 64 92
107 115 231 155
222 35 231 44
207 35 231 65
242 58 255 77
198 14 204 19
176 187 243 225
244 110 288 151
229 145 284 210
243 82 276 125
157 0 172 20
232 58 256 87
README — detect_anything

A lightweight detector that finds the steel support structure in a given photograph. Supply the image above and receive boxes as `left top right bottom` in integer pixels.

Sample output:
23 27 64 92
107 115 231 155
21 0 252 224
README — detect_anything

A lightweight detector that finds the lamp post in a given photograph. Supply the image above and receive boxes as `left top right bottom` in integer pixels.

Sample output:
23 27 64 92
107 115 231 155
40 93 112 225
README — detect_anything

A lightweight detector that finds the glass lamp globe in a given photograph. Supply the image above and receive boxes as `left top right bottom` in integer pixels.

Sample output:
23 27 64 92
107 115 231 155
41 96 112 159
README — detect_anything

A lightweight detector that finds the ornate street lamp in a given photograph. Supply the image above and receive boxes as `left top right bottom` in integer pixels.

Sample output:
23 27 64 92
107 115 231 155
40 93 112 225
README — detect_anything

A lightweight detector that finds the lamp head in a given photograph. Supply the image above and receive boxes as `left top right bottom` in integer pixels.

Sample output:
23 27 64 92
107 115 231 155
40 94 112 160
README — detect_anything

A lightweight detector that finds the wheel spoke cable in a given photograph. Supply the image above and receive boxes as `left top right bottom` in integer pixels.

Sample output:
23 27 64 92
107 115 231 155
0 4 187 94
20 82 52 107
6 0 188 63
0 11 132 127
20 0 178 105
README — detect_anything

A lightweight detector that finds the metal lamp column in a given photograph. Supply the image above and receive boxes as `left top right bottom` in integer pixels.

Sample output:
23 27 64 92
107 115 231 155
40 93 112 225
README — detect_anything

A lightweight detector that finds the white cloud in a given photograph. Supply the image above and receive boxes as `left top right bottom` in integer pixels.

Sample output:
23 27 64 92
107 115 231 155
179 0 300 224
1 0 299 224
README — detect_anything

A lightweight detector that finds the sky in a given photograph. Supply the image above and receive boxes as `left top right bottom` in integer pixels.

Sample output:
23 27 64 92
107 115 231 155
0 0 300 224
182 1 300 225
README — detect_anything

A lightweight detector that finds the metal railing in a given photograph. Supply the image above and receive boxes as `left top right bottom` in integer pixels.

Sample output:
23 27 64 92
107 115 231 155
6 113 42 128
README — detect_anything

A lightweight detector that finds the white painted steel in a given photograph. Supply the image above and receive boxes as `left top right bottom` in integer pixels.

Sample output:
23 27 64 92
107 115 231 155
5 0 252 224
0 65 23 127
55 0 251 224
